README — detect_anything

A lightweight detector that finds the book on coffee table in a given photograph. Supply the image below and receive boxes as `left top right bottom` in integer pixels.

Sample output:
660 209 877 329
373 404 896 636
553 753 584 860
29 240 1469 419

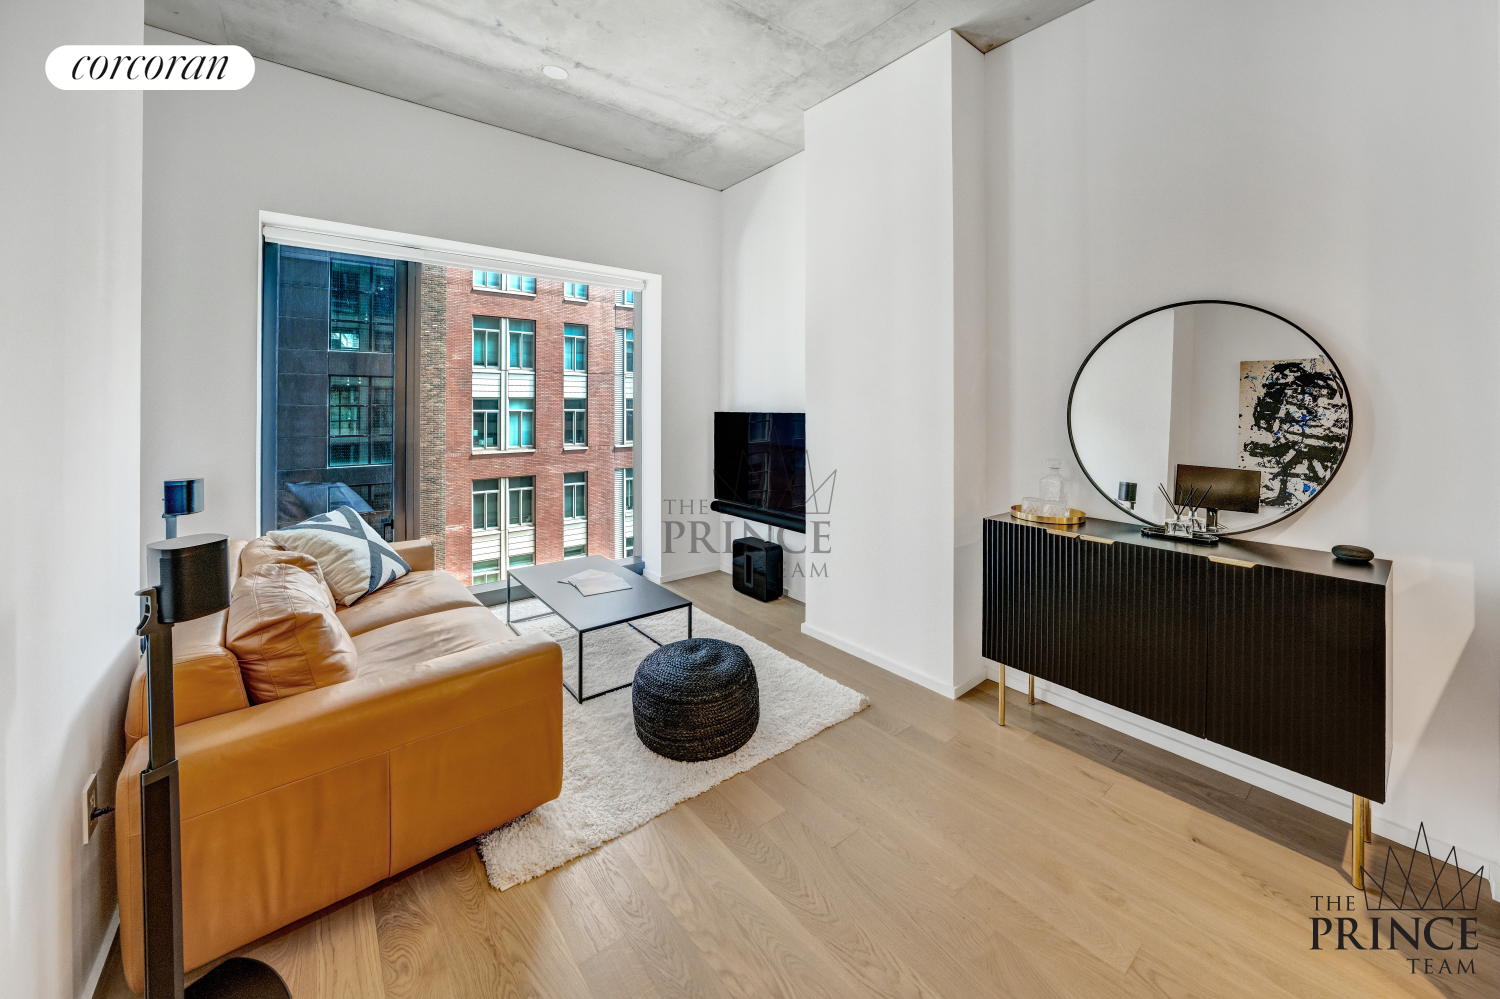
561 568 632 596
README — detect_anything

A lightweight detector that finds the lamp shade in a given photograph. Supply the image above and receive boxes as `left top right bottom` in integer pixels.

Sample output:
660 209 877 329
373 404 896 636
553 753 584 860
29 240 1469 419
146 534 229 624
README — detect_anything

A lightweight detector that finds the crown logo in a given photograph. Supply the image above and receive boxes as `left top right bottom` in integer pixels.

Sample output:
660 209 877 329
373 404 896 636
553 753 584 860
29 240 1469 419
804 463 836 516
1363 823 1485 910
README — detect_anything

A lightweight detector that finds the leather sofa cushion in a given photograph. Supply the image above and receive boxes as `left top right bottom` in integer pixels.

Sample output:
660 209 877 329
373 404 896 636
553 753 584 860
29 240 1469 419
336 570 482 637
390 538 435 573
228 563 358 703
239 537 339 608
353 605 518 678
123 607 250 745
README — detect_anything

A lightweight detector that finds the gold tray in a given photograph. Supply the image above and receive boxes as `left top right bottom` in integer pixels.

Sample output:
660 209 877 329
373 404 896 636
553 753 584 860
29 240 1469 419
1011 505 1087 526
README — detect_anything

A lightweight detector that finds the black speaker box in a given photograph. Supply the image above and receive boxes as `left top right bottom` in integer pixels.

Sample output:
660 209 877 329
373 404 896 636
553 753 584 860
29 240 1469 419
147 534 229 623
732 537 783 602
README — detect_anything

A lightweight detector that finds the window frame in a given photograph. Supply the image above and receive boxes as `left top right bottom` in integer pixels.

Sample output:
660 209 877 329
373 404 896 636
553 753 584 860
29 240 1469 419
472 478 501 532
507 476 536 528
472 397 501 451
328 374 394 468
563 324 588 373
563 397 588 449
507 395 535 449
508 318 535 371
472 316 502 369
563 471 588 521
563 281 590 302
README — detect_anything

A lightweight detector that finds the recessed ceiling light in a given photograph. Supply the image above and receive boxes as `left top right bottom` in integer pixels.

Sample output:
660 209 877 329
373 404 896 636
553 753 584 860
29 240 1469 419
542 65 568 81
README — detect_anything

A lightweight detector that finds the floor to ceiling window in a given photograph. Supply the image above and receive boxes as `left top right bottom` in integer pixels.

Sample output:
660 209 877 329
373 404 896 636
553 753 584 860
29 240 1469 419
265 238 640 585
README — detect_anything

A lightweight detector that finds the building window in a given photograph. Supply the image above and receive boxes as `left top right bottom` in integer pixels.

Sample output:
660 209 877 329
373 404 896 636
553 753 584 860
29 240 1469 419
615 467 635 558
564 324 587 372
507 396 534 448
328 375 393 466
614 288 635 308
349 482 392 516
564 471 587 520
473 316 501 367
508 319 535 370
474 317 533 371
563 471 587 557
618 327 634 373
472 398 500 449
749 414 771 442
564 282 589 301
615 328 634 447
474 475 533 583
330 260 395 352
564 398 587 446
474 271 535 295
508 476 535 527
473 478 501 530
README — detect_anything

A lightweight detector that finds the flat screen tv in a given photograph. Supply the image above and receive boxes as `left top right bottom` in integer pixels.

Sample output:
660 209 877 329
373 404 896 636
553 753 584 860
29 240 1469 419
712 412 806 533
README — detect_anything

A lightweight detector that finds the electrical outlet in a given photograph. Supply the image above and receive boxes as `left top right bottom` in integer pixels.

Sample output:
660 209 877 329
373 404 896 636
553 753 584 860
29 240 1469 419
82 773 99 845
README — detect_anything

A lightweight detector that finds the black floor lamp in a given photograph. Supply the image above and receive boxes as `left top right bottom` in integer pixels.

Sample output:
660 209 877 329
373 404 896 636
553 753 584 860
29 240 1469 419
138 534 291 999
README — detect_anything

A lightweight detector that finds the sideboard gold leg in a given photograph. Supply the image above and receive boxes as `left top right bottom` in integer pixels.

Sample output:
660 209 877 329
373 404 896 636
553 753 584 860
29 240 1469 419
1352 795 1367 889
1028 673 1036 704
1363 797 1373 843
998 666 1007 726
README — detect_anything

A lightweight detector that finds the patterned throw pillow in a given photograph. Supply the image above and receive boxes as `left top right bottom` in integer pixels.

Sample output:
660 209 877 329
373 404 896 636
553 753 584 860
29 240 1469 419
267 506 411 606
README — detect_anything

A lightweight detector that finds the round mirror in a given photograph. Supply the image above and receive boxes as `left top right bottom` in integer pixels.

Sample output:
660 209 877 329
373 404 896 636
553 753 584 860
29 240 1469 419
1068 301 1351 535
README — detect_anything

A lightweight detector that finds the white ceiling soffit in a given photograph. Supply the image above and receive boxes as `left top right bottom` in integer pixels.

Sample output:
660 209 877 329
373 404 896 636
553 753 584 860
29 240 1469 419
147 0 1092 190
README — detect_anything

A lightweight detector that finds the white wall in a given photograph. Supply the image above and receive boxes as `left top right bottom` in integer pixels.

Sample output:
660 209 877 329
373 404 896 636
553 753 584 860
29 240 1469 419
803 32 986 696
141 27 721 582
0 3 143 997
720 154 806 414
717 154 810 597
988 0 1500 879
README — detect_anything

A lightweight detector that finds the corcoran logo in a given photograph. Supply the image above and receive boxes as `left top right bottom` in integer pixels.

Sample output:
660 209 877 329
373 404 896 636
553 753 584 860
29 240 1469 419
1309 824 1485 978
46 46 255 90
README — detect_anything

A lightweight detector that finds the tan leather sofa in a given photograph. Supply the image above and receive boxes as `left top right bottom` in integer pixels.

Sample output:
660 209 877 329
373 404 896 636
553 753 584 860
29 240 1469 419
115 538 562 992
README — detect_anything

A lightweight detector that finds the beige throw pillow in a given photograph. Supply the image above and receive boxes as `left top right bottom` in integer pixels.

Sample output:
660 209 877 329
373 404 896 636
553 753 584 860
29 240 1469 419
227 563 358 703
267 506 411 606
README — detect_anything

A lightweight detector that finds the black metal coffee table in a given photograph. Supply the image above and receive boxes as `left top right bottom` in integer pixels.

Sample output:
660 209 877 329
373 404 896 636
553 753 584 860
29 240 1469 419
506 555 692 703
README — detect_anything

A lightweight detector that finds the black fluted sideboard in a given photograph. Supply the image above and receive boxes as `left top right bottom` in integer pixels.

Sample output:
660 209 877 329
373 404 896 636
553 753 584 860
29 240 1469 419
982 514 1392 803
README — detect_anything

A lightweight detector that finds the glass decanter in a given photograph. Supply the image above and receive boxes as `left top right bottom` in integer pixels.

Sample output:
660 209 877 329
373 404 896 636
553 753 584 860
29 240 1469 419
1038 459 1070 519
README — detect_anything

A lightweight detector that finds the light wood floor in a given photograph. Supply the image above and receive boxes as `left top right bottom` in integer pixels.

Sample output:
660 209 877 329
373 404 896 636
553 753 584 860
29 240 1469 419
98 570 1496 999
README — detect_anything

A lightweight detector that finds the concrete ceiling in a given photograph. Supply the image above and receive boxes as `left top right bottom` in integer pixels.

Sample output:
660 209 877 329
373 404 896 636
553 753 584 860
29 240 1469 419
146 0 1090 189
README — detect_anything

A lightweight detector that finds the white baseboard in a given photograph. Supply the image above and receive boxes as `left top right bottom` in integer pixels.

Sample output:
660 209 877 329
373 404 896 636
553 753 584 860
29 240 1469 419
80 908 118 999
992 666 1497 899
800 622 969 698
657 560 721 583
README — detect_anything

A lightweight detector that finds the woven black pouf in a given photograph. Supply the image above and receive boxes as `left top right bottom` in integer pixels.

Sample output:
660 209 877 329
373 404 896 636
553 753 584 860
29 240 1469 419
632 638 759 762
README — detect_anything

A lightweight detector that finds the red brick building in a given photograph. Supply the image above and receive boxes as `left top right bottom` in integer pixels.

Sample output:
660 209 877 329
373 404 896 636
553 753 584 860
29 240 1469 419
425 270 635 584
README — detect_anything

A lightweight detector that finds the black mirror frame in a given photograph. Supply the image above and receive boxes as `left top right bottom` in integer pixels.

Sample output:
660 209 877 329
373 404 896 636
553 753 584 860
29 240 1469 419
1066 299 1353 536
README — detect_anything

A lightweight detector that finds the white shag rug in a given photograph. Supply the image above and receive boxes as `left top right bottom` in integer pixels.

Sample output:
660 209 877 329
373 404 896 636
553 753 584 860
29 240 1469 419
476 599 868 890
